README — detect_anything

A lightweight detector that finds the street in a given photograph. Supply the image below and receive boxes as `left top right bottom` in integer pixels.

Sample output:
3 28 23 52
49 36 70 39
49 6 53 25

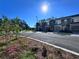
20 31 79 54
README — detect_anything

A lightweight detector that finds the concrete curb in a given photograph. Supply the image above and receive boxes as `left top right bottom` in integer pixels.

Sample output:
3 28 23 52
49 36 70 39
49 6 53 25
27 37 79 56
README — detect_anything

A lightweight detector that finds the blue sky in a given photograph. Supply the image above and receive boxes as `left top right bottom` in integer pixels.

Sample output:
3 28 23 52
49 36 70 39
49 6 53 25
0 0 79 27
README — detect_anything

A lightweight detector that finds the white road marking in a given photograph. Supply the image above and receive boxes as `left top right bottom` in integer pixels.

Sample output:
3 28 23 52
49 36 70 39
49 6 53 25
27 37 79 56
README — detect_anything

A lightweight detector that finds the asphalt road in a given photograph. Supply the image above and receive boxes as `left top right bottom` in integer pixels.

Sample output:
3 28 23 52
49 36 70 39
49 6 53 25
20 31 79 53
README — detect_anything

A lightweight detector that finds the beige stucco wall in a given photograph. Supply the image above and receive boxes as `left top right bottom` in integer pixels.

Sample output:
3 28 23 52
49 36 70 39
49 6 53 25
72 16 79 22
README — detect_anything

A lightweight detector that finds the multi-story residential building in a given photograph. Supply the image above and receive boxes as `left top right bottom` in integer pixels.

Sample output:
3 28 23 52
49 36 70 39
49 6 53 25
48 18 55 31
70 22 79 33
54 18 62 32
36 22 40 31
70 14 79 33
36 14 79 33
36 19 48 31
57 17 73 32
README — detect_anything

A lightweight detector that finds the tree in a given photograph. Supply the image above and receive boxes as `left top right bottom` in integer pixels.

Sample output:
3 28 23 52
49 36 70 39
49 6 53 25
0 18 3 35
1 16 10 39
12 17 22 39
19 20 29 30
0 16 29 39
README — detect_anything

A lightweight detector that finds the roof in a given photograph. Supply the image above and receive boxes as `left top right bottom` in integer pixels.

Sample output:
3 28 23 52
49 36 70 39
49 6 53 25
71 22 79 24
55 14 79 20
38 14 79 22
69 14 79 17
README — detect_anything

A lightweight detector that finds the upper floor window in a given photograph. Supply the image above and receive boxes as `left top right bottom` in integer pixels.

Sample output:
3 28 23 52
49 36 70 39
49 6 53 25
56 20 61 24
64 19 67 22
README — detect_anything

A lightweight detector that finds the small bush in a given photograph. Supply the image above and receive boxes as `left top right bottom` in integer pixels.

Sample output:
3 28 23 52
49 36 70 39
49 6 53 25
10 38 18 42
20 51 36 59
0 48 4 52
0 43 7 47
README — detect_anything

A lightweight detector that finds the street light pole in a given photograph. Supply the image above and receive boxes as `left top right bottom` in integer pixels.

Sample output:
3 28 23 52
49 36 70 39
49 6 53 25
36 16 39 31
36 16 38 22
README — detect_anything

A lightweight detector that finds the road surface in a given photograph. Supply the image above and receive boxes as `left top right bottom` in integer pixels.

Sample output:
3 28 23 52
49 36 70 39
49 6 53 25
20 31 79 54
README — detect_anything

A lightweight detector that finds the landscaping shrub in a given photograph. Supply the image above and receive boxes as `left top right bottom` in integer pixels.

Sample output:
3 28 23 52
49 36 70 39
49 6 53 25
0 42 7 47
20 51 36 59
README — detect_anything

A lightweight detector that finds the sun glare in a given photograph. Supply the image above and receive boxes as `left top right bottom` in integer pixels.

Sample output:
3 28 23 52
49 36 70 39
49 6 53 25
41 4 48 13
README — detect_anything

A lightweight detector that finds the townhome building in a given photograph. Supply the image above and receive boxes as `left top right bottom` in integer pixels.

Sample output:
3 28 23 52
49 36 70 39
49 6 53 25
36 14 79 33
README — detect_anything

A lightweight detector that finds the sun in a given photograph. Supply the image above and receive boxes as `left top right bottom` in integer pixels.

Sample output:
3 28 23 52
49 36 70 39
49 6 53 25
41 4 48 13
